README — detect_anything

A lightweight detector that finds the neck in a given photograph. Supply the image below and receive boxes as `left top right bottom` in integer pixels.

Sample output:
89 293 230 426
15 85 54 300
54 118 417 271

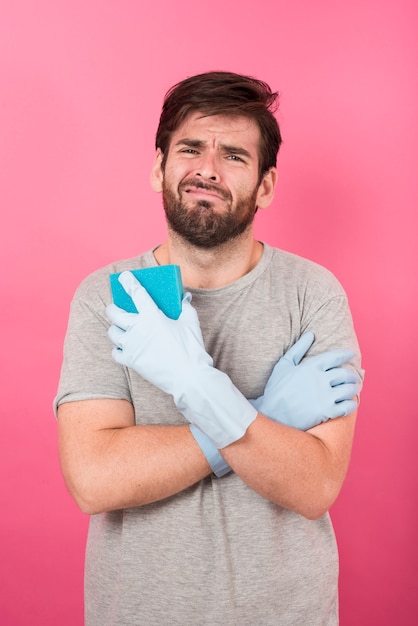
154 228 263 289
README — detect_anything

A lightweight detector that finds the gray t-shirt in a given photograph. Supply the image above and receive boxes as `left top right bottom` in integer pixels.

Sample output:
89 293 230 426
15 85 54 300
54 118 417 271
55 243 363 626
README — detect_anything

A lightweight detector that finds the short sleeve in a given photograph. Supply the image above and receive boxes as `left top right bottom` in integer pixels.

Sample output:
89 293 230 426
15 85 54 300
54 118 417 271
299 267 365 385
53 290 131 416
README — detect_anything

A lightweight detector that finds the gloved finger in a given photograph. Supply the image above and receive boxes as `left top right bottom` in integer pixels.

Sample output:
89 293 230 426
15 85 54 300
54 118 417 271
179 295 206 347
327 397 358 418
327 367 361 387
106 303 138 330
281 332 315 366
179 292 199 322
332 383 361 404
108 324 126 349
310 349 355 372
118 271 161 316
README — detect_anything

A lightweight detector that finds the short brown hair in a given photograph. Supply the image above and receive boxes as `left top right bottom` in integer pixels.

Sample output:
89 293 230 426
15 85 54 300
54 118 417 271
155 71 282 181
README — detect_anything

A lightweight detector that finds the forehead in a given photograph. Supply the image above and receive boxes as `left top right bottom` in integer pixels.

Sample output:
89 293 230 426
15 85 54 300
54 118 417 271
170 111 261 153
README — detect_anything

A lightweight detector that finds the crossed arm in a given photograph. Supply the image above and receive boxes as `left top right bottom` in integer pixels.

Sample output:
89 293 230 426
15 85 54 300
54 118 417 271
58 398 356 520
58 270 361 519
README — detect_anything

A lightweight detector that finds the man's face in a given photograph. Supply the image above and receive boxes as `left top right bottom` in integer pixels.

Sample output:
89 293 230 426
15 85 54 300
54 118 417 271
152 112 275 248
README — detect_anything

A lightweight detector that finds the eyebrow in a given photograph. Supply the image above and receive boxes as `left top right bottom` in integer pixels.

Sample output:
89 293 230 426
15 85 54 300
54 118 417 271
221 144 253 159
175 138 253 160
175 139 206 149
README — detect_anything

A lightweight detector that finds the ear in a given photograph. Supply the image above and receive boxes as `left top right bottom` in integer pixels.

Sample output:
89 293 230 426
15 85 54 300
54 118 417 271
150 149 164 192
255 167 278 209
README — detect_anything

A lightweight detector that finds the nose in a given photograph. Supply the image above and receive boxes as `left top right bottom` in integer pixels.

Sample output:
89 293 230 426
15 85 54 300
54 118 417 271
195 153 220 182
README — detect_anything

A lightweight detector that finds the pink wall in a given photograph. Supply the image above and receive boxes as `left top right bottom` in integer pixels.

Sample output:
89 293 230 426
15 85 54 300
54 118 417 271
1 1 417 624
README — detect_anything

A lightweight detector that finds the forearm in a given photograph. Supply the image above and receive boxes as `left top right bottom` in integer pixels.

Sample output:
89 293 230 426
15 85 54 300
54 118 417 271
220 411 357 520
58 400 211 515
84 425 210 514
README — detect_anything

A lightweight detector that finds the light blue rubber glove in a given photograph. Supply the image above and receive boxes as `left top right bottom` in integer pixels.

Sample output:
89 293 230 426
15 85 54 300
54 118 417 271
191 332 361 477
189 425 231 477
250 331 361 429
106 271 258 449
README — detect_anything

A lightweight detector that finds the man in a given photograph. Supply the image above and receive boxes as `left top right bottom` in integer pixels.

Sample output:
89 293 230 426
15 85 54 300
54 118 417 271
55 71 363 625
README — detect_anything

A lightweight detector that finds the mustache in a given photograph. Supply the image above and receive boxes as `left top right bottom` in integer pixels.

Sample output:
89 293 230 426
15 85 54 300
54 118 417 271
179 178 232 202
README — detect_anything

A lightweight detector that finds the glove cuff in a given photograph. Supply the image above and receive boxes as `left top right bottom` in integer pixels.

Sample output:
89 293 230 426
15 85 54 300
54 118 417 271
174 366 258 449
189 425 231 477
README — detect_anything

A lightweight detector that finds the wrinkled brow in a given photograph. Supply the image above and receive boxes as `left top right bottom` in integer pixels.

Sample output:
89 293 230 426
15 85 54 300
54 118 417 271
175 138 253 159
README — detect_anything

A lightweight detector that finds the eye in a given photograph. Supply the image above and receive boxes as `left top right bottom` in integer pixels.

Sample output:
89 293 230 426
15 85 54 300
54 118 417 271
227 154 244 162
181 148 199 155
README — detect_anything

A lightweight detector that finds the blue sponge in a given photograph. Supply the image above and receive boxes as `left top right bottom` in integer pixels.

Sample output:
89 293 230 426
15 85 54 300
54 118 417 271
109 265 183 320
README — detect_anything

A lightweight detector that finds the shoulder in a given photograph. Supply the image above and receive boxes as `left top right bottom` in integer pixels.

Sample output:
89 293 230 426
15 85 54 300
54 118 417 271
266 245 347 300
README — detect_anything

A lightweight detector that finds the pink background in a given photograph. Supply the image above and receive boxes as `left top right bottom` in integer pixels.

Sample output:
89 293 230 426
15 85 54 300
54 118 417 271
1 1 417 624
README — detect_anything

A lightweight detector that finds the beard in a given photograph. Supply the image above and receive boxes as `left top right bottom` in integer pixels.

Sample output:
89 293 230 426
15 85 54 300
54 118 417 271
162 177 259 249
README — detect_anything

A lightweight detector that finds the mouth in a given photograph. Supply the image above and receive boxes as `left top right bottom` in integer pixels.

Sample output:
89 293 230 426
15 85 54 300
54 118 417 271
180 181 230 203
183 187 224 201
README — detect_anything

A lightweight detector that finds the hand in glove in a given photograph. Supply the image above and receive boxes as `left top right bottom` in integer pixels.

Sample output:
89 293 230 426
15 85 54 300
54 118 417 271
192 332 361 477
250 331 361 430
106 271 257 450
